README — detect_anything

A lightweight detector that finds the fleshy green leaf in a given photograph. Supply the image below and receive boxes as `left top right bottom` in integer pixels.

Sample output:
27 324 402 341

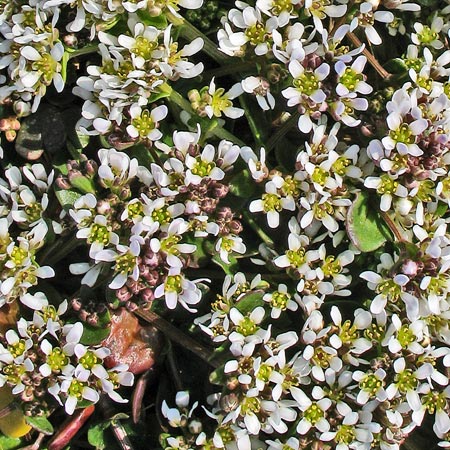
80 323 110 345
347 191 392 252
69 175 96 194
235 291 265 315
88 423 108 450
25 416 54 435
55 189 82 210
0 434 22 450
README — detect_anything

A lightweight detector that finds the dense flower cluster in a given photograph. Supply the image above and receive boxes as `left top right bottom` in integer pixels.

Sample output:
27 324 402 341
1 0 450 447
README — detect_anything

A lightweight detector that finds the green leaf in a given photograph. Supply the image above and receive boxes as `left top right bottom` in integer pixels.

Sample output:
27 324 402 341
0 434 22 450
136 10 168 28
88 422 108 450
69 175 96 194
80 323 110 345
55 189 82 210
25 416 54 435
235 291 265 315
209 365 226 385
229 169 256 198
211 254 238 275
346 191 392 252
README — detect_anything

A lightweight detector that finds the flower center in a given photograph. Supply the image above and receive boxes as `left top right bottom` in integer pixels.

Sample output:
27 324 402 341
322 256 341 277
68 379 86 399
132 110 156 138
79 350 99 370
359 373 383 395
303 402 324 425
191 156 215 177
335 424 356 444
48 347 69 372
165 274 183 293
262 193 282 212
286 248 306 268
417 25 437 44
132 36 158 59
245 23 266 46
376 174 398 195
115 252 136 274
390 123 414 145
271 291 289 310
88 223 110 244
397 325 415 348
241 396 261 414
340 67 363 91
395 369 418 393
236 316 259 337
293 71 320 96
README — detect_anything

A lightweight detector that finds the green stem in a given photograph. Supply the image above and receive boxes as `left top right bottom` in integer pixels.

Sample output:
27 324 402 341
163 84 246 146
67 44 99 60
265 111 300 153
243 211 274 247
202 61 255 81
37 233 81 266
167 12 231 65
239 95 264 147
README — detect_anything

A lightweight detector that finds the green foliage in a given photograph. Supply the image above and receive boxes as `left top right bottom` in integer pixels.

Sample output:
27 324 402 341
346 191 392 252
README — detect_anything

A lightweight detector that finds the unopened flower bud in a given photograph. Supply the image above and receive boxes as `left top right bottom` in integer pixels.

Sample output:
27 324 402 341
85 159 98 177
5 130 16 141
13 100 31 117
56 176 71 190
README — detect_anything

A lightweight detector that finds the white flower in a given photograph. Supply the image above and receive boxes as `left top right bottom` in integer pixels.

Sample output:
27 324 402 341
126 104 167 141
291 387 332 434
204 77 244 119
241 76 275 111
350 3 394 45
154 268 203 312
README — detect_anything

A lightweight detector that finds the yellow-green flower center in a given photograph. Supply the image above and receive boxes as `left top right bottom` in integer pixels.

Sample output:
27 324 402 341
236 316 259 337
377 174 398 195
303 402 324 425
24 203 43 222
270 291 289 310
390 123 414 145
322 256 341 277
68 379 85 399
417 25 438 44
241 396 261 415
335 424 356 444
257 363 273 382
191 156 215 177
88 223 110 244
132 110 156 138
359 373 383 395
132 36 158 59
395 369 418 393
8 340 26 358
165 274 183 293
79 350 98 370
210 88 232 117
262 193 282 212
286 248 306 268
245 23 266 46
115 252 135 274
340 67 363 91
48 347 69 372
151 206 171 224
293 71 320 96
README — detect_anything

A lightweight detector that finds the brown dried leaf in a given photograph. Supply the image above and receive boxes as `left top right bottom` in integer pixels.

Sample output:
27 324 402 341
101 308 161 374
